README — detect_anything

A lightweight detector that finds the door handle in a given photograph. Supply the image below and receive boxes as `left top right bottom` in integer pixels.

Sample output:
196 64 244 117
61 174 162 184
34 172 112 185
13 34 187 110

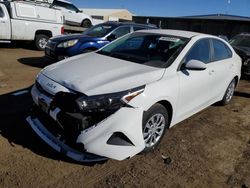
0 21 5 23
209 70 215 75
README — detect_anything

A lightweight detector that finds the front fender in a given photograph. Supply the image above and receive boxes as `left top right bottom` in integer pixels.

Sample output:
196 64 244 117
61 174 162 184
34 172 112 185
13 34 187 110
77 107 145 160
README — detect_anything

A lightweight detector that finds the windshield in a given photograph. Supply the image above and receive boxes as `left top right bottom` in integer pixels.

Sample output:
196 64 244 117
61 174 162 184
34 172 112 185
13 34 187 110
230 35 250 48
83 24 117 37
97 33 189 68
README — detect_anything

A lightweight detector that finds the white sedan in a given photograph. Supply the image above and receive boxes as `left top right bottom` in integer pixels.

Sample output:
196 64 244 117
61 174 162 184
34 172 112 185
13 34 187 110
26 29 242 161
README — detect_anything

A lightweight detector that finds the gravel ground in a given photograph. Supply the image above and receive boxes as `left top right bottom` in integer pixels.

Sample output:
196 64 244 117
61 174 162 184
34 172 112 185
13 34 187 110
0 45 249 188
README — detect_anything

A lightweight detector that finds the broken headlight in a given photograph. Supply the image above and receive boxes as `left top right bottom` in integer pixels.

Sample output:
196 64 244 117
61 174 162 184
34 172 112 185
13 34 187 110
76 86 145 113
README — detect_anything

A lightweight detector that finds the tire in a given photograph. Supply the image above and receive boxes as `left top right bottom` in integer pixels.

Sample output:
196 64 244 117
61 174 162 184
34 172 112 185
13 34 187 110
81 19 92 28
35 34 49 51
142 103 169 152
220 78 236 106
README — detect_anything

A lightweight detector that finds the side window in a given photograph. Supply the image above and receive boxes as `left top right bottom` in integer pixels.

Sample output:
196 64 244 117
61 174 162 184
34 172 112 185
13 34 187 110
133 26 147 31
212 39 232 61
0 7 4 18
112 27 131 38
184 39 211 64
114 36 144 51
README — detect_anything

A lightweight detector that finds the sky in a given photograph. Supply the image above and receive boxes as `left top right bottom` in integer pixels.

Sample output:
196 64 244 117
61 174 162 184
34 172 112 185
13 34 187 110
70 0 250 17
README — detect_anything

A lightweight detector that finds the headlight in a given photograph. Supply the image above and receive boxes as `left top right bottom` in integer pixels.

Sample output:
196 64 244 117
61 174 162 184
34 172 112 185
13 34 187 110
76 86 145 113
57 39 79 48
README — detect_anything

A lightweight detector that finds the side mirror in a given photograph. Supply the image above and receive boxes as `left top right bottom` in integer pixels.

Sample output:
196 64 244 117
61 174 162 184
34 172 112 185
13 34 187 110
184 59 207 70
107 34 117 41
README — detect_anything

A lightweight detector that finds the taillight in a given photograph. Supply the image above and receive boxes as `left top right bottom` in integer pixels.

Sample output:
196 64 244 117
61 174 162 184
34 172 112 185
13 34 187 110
61 26 64 34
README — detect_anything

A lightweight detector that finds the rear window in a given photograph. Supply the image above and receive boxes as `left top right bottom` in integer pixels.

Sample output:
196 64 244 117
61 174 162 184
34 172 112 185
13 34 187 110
230 35 250 48
83 24 117 37
212 39 232 61
53 1 79 12
134 26 148 31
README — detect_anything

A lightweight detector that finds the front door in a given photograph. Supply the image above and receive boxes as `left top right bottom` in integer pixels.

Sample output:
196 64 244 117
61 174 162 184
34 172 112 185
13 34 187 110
176 38 216 122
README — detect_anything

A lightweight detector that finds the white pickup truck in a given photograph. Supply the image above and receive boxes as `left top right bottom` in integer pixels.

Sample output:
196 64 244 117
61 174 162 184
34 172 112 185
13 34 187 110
0 1 64 50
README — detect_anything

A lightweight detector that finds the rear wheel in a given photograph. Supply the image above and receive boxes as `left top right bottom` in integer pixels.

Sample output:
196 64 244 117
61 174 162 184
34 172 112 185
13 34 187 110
220 79 236 105
35 34 49 51
81 19 92 28
142 103 168 152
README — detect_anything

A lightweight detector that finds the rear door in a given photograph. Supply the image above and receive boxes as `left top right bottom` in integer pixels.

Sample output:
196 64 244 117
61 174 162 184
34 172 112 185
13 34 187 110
210 39 235 97
0 4 11 40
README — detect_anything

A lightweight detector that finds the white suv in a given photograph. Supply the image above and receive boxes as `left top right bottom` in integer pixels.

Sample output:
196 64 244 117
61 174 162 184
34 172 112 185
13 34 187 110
51 0 92 27
27 30 241 162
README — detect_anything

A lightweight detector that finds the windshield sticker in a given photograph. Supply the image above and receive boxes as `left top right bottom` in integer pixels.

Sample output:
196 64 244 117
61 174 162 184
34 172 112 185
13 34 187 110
159 37 180 43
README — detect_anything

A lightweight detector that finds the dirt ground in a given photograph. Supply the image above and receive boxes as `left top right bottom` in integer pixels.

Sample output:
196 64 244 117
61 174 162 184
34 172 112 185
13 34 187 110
0 44 249 188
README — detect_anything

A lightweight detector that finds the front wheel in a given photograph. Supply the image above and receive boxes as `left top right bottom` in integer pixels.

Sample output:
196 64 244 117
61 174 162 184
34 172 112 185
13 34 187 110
35 34 49 51
142 103 169 152
220 79 236 105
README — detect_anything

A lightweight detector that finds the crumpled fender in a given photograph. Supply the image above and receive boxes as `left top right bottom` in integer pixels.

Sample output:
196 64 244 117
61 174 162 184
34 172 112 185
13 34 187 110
77 107 145 160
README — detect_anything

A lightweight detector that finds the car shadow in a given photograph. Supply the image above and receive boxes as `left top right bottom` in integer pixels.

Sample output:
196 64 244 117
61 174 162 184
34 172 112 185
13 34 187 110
234 91 250 99
0 42 36 50
18 56 57 68
0 87 105 166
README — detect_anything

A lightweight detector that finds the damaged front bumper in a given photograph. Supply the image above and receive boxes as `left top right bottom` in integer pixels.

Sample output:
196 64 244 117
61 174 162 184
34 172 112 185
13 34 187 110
26 116 107 162
26 82 145 161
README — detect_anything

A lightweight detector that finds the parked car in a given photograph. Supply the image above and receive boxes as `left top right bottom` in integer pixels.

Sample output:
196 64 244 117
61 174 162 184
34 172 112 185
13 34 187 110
229 33 250 77
0 1 64 50
27 29 241 162
45 21 157 60
51 0 92 28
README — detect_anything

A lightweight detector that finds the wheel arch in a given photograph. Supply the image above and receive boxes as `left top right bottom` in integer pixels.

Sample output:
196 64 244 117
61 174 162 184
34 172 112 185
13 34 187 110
156 100 173 127
234 75 239 87
35 30 52 39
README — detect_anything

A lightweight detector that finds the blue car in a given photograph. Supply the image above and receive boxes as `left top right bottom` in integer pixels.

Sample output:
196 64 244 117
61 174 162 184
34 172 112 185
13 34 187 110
45 22 157 60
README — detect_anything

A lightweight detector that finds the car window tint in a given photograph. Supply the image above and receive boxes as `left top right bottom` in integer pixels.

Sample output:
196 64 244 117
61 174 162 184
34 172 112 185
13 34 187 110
0 7 4 18
184 39 210 64
212 39 232 61
112 27 131 38
53 1 78 12
133 26 147 31
114 36 144 50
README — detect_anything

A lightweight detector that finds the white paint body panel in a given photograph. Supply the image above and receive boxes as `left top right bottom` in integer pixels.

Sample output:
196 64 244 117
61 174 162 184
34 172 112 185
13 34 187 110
52 0 92 26
0 2 63 41
29 30 242 160
0 4 10 40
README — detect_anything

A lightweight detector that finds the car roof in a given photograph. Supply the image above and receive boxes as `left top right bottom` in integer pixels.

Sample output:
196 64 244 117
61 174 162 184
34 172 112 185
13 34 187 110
55 0 73 5
102 21 157 28
238 33 250 36
136 29 211 38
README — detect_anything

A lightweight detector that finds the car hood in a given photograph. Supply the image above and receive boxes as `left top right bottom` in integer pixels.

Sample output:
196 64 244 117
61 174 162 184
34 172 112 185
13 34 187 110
50 34 101 43
41 53 165 96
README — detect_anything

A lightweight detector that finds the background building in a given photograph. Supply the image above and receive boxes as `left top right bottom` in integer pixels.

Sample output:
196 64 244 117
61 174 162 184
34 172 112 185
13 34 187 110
133 14 250 39
81 9 133 24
